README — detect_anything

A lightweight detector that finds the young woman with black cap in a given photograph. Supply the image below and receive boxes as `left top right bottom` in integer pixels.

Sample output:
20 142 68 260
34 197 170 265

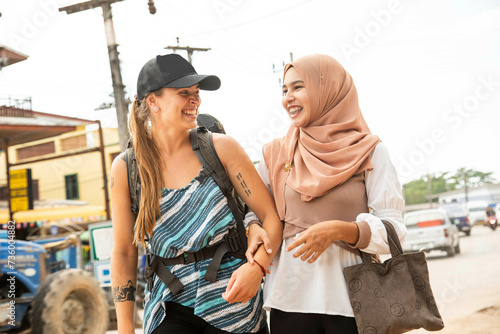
110 54 282 334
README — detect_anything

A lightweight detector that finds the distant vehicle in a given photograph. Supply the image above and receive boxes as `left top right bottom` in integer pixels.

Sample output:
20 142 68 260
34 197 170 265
403 208 460 257
486 209 498 231
466 201 489 225
495 203 500 219
452 216 472 236
0 228 108 333
443 204 472 236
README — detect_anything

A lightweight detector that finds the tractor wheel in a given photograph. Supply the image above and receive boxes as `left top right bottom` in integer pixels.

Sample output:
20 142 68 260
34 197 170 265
31 269 108 334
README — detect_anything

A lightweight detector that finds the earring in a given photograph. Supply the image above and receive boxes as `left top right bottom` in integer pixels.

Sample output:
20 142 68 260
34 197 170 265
152 105 159 112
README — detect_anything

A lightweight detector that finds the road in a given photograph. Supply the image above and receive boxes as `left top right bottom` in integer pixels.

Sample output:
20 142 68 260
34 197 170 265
408 225 500 333
107 225 500 334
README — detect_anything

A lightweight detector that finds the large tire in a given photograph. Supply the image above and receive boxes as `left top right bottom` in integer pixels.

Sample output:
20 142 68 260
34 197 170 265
454 241 461 254
31 269 108 334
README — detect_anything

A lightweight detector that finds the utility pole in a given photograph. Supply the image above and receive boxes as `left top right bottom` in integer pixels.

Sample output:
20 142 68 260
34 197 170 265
165 37 211 64
427 172 432 208
462 170 469 204
59 0 129 152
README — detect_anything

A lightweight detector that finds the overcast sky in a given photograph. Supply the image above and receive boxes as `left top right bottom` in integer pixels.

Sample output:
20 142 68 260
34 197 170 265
1 0 499 184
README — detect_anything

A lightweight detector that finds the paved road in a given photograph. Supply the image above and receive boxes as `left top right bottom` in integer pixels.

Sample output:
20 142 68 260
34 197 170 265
108 225 500 333
408 225 500 333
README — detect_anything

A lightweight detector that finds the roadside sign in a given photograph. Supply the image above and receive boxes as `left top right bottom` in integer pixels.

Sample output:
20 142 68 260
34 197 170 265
88 221 113 262
89 221 113 286
9 169 34 212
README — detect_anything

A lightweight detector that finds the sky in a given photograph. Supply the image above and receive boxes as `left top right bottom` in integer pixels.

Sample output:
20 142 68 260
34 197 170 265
1 0 499 185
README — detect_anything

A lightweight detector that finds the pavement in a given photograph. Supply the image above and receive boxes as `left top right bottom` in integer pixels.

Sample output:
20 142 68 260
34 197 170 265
434 305 500 334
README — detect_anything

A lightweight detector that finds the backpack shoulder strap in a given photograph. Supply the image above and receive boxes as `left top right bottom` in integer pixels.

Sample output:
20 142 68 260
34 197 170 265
190 127 248 250
124 146 141 216
190 128 231 194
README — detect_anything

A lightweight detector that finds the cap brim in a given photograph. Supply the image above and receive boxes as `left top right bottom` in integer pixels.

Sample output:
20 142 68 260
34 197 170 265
163 74 221 91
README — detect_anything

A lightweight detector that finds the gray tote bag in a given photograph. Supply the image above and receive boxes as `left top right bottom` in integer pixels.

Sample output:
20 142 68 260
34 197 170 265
343 220 445 334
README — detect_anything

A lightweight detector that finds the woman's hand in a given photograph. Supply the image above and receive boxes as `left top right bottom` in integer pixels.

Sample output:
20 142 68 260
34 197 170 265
222 262 264 304
245 224 272 264
285 221 338 263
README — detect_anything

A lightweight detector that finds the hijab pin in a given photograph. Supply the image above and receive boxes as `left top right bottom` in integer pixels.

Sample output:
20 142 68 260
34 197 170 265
283 162 292 172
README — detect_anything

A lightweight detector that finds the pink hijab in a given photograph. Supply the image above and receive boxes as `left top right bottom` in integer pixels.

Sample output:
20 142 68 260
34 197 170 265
264 54 380 220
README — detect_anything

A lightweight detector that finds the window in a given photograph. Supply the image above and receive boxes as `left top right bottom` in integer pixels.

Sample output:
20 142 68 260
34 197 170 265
61 135 87 151
17 142 55 160
405 212 445 229
65 174 79 200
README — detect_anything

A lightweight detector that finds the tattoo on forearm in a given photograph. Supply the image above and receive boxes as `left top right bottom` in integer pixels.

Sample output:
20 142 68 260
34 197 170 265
236 172 252 197
112 280 136 302
111 177 114 188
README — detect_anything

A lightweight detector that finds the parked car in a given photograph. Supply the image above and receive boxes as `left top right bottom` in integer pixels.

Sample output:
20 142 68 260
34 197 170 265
403 208 460 257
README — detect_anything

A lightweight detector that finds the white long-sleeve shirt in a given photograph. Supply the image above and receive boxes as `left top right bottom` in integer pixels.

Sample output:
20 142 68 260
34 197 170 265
244 142 406 315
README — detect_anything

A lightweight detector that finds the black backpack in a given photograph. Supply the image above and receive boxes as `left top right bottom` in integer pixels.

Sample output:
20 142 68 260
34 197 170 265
124 114 248 250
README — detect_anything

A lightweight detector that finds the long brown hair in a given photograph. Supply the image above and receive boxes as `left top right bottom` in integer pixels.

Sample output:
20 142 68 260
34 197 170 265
128 89 163 246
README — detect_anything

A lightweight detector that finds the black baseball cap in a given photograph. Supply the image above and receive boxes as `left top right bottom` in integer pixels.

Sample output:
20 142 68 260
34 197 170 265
136 54 221 100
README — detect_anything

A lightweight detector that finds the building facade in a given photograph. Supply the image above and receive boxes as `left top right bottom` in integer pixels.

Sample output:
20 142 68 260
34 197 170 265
0 127 121 210
438 184 500 206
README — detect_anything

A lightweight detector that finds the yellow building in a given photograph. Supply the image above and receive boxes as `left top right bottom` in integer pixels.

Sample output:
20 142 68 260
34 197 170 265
0 127 119 204
0 108 122 226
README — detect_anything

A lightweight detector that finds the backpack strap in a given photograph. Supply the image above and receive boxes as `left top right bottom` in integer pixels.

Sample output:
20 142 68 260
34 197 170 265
190 127 248 252
145 228 243 292
197 113 226 134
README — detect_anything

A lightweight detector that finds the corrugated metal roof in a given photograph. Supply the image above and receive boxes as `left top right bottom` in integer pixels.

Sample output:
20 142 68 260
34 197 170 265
0 106 95 146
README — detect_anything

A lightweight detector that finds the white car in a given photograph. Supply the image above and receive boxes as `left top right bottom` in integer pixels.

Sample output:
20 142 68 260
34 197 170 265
403 208 460 257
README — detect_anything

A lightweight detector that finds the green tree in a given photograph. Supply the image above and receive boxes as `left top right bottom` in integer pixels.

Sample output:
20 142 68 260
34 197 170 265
402 172 450 205
447 167 497 189
402 168 498 205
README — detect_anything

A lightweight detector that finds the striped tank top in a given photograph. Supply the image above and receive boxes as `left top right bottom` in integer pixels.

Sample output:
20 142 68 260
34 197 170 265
143 168 267 334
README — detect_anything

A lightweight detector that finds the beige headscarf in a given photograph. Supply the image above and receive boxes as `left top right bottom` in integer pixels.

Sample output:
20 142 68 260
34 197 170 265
264 54 380 220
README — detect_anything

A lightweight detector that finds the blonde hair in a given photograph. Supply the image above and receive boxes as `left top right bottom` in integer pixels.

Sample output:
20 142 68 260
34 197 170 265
128 89 163 246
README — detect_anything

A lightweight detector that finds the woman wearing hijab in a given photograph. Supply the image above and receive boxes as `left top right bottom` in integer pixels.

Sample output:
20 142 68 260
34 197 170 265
245 54 406 334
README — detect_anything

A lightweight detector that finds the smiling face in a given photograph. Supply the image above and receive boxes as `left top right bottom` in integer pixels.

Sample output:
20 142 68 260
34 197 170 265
282 67 311 128
148 84 201 129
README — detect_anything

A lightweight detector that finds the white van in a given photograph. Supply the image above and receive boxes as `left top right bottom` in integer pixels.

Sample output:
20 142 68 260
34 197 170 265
466 201 489 225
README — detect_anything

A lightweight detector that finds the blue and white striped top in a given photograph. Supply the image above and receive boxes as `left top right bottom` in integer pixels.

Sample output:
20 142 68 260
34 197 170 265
143 169 267 334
